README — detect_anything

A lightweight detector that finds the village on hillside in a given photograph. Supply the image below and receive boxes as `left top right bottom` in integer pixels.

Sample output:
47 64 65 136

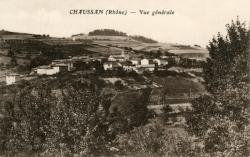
0 13 248 157
0 29 205 87
0 0 248 155
0 29 207 126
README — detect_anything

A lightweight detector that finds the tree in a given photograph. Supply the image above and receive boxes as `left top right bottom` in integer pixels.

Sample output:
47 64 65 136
46 86 110 155
0 83 111 156
115 123 204 157
185 17 250 155
161 104 173 123
185 95 220 136
203 18 249 126
114 80 124 90
0 85 55 154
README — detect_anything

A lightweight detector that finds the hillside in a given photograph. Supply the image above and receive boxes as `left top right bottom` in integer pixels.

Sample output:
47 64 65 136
0 30 101 77
0 29 209 72
88 29 127 36
130 35 158 43
94 39 208 60
0 30 33 36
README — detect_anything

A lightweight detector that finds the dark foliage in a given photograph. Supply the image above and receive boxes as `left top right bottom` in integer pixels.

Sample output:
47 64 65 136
185 17 250 155
89 29 127 36
130 35 158 43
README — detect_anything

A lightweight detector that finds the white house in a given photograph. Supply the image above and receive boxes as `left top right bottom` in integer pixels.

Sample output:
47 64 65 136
108 55 126 62
35 66 60 75
103 62 121 70
121 61 135 71
108 56 116 62
140 58 149 65
131 60 139 65
103 62 113 70
6 74 20 85
67 62 74 71
108 51 129 62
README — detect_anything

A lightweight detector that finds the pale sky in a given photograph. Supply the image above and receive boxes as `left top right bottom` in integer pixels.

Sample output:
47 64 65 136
0 0 249 47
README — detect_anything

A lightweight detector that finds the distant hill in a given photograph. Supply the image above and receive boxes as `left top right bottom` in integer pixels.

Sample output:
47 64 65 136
89 29 127 36
130 35 158 43
73 29 158 44
88 30 158 43
0 29 52 40
0 30 35 40
0 30 33 36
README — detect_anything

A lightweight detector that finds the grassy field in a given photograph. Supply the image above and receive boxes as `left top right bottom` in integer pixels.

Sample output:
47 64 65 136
0 56 11 65
150 75 205 95
109 74 206 112
148 75 205 104
85 45 124 56
94 39 208 60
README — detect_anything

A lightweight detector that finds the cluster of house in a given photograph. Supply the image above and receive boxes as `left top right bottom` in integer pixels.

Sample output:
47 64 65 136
4 50 181 85
31 59 75 76
4 57 84 85
103 51 174 73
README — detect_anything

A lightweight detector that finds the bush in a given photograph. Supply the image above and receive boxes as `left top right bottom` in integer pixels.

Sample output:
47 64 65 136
0 85 111 156
114 80 124 90
115 123 205 156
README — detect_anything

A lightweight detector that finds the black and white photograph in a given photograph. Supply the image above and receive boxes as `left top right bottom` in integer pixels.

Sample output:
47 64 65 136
0 0 249 156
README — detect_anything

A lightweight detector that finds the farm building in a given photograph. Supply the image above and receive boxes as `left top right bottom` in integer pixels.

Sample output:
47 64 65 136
6 74 20 85
35 66 58 75
103 62 121 70
108 51 129 62
52 60 75 71
33 64 67 76
121 61 135 71
130 59 139 65
140 58 149 65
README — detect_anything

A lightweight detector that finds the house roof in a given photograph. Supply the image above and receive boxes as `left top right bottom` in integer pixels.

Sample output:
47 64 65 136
109 55 125 59
36 65 53 69
52 63 67 67
120 61 133 66
6 73 20 76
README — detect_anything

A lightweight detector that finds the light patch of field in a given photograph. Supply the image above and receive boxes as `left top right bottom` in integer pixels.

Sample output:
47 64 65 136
150 75 205 95
86 35 129 41
102 77 124 84
16 58 30 65
0 56 11 65
38 38 83 45
169 49 208 54
94 40 143 48
86 46 123 56
0 56 30 66
149 75 206 104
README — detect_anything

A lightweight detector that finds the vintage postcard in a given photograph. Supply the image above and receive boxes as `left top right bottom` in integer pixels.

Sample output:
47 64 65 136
0 0 249 156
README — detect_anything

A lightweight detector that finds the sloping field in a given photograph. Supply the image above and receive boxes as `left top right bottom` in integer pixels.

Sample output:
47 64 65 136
86 35 129 40
149 75 206 104
94 39 143 48
85 45 124 56
38 38 83 45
